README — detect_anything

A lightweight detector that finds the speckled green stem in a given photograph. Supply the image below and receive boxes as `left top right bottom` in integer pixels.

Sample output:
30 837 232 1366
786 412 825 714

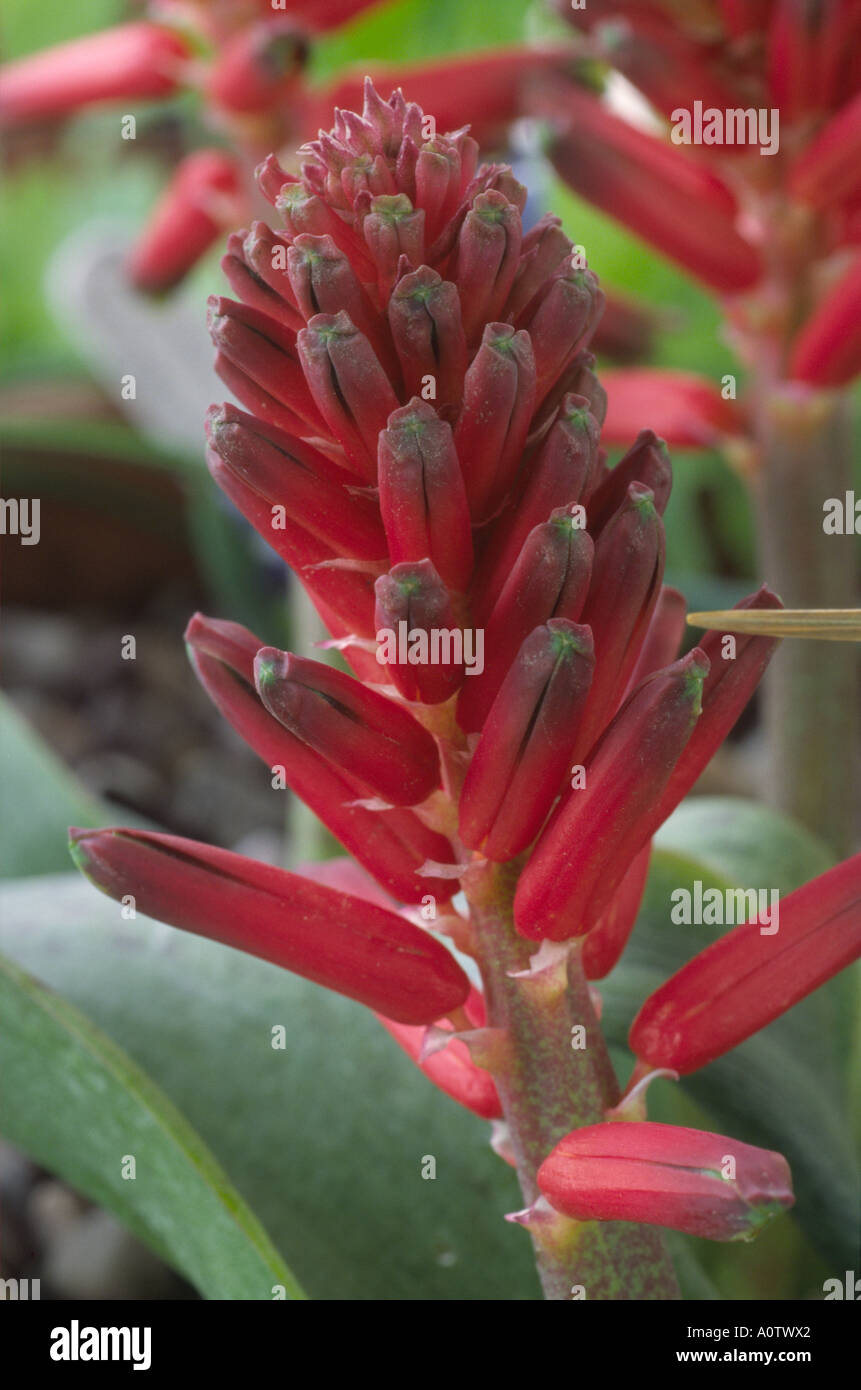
464 858 680 1301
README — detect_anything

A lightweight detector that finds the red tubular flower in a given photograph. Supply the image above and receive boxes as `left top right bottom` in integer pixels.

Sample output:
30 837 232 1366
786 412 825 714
540 351 608 435
69 828 469 1025
240 220 300 305
588 291 657 363
208 295 325 434
206 19 309 117
582 840 652 981
376 988 502 1120
377 399 473 591
622 586 687 697
537 1122 794 1241
768 0 823 120
538 78 762 294
630 853 861 1075
600 370 741 450
0 22 189 121
506 213 575 320
457 509 594 734
276 183 377 280
299 45 575 150
386 265 467 408
585 430 672 534
459 621 595 861
596 17 747 126
514 648 709 941
184 613 456 903
206 436 379 644
454 323 537 522
812 0 861 110
455 191 523 341
516 267 605 407
205 402 386 559
570 483 666 760
129 151 245 295
222 229 303 332
652 585 782 825
253 647 441 806
297 311 399 479
373 560 463 705
288 234 393 370
297 855 500 1114
363 196 427 297
789 253 861 387
471 396 601 622
789 89 861 209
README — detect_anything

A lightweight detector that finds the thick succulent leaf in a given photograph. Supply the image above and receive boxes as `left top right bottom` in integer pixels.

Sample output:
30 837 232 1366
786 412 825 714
0 948 303 1300
0 695 108 877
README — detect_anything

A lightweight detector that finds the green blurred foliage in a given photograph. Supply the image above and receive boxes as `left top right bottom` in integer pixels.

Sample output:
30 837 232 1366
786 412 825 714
312 0 534 76
2 0 124 59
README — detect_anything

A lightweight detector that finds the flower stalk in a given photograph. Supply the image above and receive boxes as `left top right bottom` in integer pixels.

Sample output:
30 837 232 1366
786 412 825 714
464 858 680 1300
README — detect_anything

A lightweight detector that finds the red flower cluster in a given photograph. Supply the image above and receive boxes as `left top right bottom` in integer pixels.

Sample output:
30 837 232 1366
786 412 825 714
71 84 861 1255
544 0 861 443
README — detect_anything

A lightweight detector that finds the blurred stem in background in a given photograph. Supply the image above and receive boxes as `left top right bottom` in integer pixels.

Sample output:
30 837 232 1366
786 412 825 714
752 387 859 856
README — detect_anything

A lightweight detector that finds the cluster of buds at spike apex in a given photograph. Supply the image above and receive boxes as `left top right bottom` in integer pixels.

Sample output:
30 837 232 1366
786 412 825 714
540 3 861 388
69 829 470 1025
537 1122 795 1242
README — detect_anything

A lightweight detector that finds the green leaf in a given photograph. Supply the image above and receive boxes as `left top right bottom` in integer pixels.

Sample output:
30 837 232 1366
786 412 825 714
601 798 859 1284
0 947 304 1301
0 875 538 1300
311 0 534 81
655 795 835 891
0 694 107 877
3 0 125 60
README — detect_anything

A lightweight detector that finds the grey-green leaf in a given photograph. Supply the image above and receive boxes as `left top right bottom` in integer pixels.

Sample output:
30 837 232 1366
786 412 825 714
0 947 305 1301
0 695 107 877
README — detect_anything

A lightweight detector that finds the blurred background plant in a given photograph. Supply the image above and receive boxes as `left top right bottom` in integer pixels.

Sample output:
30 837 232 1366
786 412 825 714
0 0 858 1303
